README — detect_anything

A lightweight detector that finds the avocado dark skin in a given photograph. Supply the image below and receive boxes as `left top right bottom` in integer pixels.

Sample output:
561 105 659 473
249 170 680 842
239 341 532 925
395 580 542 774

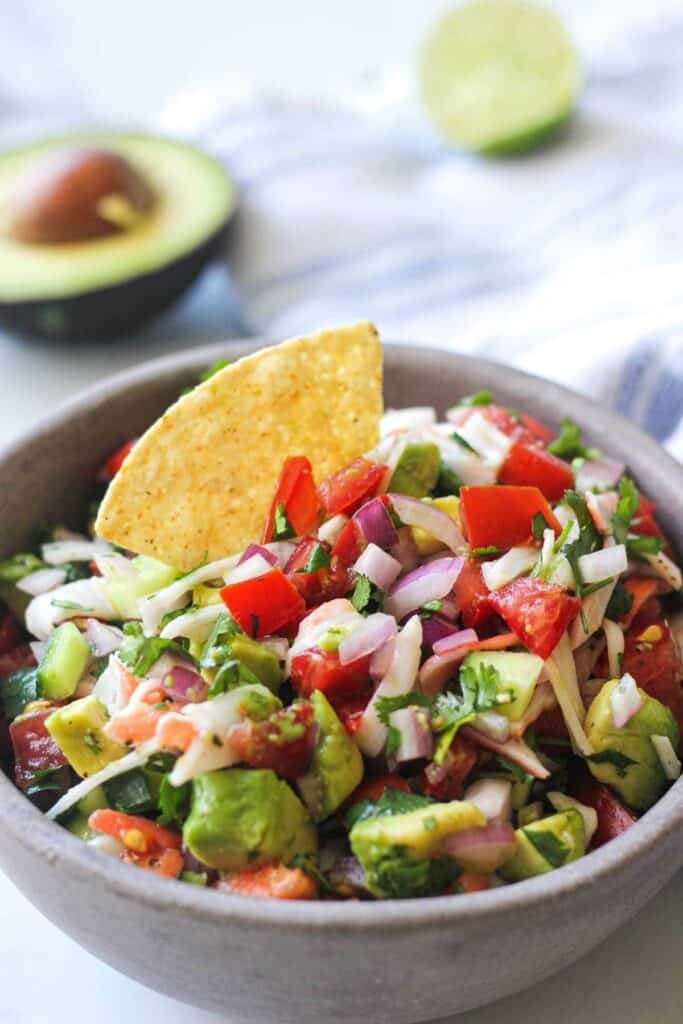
0 133 237 340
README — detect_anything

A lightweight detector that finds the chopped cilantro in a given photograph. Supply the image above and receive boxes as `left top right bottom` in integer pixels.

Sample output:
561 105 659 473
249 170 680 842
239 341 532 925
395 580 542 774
157 774 192 828
524 827 569 868
351 574 372 612
105 769 154 815
470 545 502 557
50 599 93 612
581 576 614 597
0 666 40 721
587 749 638 778
456 390 492 408
376 693 431 759
451 430 478 455
302 543 331 573
118 622 188 676
612 477 639 545
345 786 435 829
562 490 601 596
532 512 551 542
273 502 295 541
431 660 500 763
199 357 231 384
626 534 664 557
250 613 260 638
200 612 242 668
548 418 598 462
289 853 333 894
207 658 261 698
419 599 443 619
496 754 533 784
24 766 65 797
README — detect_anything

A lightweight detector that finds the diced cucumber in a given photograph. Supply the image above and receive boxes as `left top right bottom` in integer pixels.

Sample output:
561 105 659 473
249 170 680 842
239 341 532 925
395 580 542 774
102 555 176 620
463 650 544 721
38 622 90 700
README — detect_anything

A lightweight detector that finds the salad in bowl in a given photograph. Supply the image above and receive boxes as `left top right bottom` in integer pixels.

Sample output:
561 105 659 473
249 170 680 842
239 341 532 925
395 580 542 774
1 323 681 903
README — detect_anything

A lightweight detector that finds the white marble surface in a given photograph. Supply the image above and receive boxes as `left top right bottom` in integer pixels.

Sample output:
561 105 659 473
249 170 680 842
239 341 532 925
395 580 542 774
1 2 682 1020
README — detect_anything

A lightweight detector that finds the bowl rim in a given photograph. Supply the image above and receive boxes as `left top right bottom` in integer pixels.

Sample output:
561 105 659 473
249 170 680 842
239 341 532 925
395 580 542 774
2 338 683 932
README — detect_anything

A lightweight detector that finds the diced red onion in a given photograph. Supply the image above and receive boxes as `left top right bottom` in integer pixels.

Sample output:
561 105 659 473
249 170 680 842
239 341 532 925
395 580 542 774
389 705 433 762
238 544 278 567
439 597 459 620
327 856 367 894
384 557 463 621
339 613 397 666
354 497 398 550
462 725 550 779
472 710 511 743
318 514 348 547
464 778 512 823
575 456 624 492
578 544 627 584
602 619 624 679
25 579 116 640
159 603 225 642
421 614 462 652
86 619 124 657
353 544 402 592
433 628 479 656
442 821 517 873
224 552 275 585
148 654 208 703
355 616 423 757
389 527 420 573
610 672 642 729
369 636 396 681
585 491 619 536
651 735 682 780
481 547 538 591
509 682 557 739
388 493 465 553
17 567 67 596
263 542 297 569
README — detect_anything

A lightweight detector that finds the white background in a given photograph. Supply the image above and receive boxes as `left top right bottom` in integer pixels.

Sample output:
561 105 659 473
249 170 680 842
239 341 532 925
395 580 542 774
1 2 682 1021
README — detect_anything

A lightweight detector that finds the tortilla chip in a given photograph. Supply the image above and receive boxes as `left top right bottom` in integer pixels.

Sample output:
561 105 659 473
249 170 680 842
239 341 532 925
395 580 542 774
95 321 382 569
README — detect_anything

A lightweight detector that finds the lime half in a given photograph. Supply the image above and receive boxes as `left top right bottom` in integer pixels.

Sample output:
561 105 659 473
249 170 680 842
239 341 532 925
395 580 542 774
419 0 580 155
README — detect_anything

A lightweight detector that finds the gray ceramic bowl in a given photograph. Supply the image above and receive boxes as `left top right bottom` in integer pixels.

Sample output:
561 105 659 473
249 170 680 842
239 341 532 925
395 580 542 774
1 342 682 1024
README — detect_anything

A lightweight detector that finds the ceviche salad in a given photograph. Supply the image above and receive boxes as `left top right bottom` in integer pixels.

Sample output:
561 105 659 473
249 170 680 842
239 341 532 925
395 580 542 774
1 329 682 902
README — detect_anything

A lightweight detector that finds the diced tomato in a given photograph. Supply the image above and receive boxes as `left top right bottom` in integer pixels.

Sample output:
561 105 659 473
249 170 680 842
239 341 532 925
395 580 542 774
262 456 319 543
88 807 183 877
518 413 554 445
487 578 581 660
618 577 660 627
455 872 490 893
216 863 317 900
620 612 683 737
318 457 387 517
221 568 306 638
331 518 366 567
634 494 657 520
285 538 352 607
0 644 35 677
347 773 410 807
422 733 478 800
334 693 370 734
459 485 561 550
568 762 636 848
9 707 68 788
499 443 574 503
228 702 315 780
452 557 495 630
290 648 373 709
97 439 136 480
89 808 182 850
0 614 20 657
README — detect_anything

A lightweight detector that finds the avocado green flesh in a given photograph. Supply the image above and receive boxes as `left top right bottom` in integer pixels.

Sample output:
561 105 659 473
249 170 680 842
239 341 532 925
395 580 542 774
585 679 679 811
0 132 236 302
463 650 543 721
183 768 317 871
297 691 363 821
500 809 585 882
46 695 128 778
388 442 441 498
420 0 580 154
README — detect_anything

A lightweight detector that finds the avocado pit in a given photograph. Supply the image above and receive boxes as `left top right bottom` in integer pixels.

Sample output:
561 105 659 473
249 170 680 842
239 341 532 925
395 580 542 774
4 147 155 245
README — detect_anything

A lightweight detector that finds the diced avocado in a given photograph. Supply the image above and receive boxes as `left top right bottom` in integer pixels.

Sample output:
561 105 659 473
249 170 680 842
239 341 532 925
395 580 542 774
585 679 679 811
102 555 176 620
37 622 90 701
411 495 460 556
183 768 317 870
350 800 485 899
500 809 585 882
59 784 109 840
463 650 544 721
297 691 364 821
388 442 441 498
192 583 223 608
227 635 283 694
45 695 128 778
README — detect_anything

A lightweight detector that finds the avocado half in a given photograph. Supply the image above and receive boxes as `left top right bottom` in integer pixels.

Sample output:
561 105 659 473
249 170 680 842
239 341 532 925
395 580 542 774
0 131 237 340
